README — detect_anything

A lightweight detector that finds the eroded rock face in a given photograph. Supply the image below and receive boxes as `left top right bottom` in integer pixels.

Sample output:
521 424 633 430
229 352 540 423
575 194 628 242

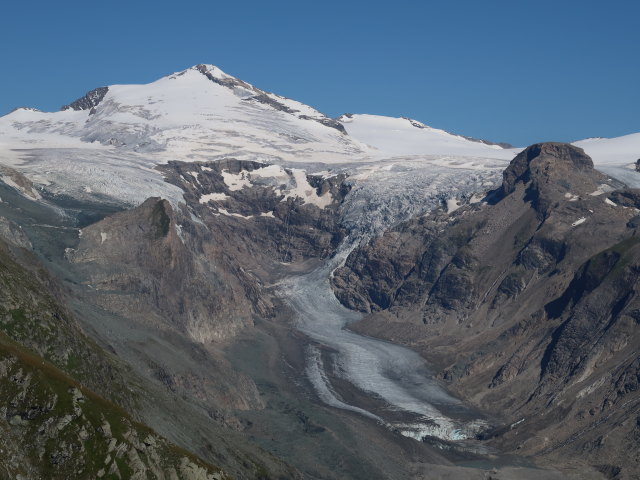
332 143 640 475
66 160 351 416
159 159 350 263
0 348 230 480
61 86 109 112
68 197 256 343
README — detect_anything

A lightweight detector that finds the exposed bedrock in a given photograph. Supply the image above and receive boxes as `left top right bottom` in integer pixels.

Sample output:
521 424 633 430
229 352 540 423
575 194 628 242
64 160 352 417
332 143 640 477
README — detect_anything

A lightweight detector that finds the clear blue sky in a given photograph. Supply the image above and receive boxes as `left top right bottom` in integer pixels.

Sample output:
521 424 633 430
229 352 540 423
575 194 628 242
1 0 637 146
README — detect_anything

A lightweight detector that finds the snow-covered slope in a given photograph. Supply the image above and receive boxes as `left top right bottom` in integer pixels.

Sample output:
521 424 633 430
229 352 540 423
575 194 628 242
574 133 640 165
337 114 514 159
575 133 640 188
0 64 516 206
0 63 637 208
0 65 370 164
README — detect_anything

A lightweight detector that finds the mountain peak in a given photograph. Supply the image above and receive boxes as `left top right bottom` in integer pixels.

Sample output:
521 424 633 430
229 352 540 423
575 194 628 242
501 142 601 215
191 63 232 79
188 63 257 93
61 86 109 112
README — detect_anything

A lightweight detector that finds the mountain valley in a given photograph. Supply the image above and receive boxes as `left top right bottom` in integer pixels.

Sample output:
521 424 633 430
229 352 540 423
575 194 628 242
0 65 638 479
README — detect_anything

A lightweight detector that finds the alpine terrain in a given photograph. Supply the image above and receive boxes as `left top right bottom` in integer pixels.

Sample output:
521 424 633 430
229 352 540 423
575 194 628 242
0 64 638 479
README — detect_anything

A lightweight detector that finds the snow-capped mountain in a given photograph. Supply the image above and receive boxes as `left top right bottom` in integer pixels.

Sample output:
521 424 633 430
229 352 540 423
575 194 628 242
0 64 515 161
0 64 521 208
337 113 511 156
0 63 638 209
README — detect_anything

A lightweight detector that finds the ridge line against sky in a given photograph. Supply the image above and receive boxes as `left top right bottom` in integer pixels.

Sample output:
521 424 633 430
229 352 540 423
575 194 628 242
1 0 638 147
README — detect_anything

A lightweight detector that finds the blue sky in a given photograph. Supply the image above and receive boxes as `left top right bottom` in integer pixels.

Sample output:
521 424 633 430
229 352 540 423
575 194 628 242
1 0 637 146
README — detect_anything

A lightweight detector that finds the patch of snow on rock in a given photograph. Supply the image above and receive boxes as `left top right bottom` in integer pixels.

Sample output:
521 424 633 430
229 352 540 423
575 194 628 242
199 192 229 203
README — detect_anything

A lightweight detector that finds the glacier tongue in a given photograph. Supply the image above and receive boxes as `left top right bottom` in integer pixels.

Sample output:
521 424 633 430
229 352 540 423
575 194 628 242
278 156 507 444
282 240 489 443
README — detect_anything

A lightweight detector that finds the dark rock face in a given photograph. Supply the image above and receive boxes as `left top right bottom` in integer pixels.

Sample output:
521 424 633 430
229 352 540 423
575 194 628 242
67 160 351 414
245 93 298 113
194 64 255 91
400 116 513 147
299 115 348 134
159 159 350 264
61 86 109 111
609 188 640 208
502 143 596 215
332 142 640 475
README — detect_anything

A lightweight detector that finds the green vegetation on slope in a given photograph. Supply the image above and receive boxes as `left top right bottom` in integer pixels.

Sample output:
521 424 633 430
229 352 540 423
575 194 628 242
0 331 229 479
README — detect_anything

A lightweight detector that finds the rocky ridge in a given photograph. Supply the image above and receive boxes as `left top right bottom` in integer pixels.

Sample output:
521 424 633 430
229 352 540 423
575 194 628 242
0 337 228 480
0 191 301 479
332 143 640 477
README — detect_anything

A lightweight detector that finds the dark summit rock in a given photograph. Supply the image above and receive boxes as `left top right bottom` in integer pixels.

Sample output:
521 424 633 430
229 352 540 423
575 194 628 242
245 93 298 113
299 115 347 134
61 86 109 111
502 142 594 197
609 188 640 208
500 142 604 217
194 63 256 91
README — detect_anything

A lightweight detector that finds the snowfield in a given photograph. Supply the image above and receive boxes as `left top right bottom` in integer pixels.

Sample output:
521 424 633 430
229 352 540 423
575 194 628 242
338 113 514 158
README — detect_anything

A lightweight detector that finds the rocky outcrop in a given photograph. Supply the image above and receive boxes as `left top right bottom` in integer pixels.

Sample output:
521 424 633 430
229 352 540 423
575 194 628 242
0 207 300 480
0 339 229 480
65 196 268 414
0 164 42 200
68 197 258 343
159 159 350 264
332 143 640 476
65 160 351 418
501 142 599 214
61 87 109 112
